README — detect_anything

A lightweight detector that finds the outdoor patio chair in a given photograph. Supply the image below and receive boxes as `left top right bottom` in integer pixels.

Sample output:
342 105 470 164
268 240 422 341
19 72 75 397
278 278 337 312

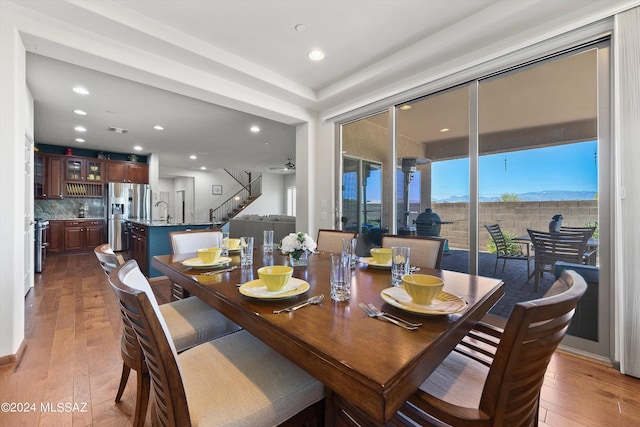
485 224 533 278
381 234 446 269
391 269 587 426
109 260 325 427
316 229 357 253
527 229 590 292
561 226 598 265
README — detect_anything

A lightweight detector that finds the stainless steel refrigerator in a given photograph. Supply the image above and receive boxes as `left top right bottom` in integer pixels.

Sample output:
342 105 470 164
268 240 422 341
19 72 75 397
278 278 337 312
107 183 151 251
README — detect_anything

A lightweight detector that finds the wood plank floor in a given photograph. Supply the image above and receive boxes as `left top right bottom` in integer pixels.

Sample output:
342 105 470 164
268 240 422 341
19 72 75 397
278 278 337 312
1 252 639 426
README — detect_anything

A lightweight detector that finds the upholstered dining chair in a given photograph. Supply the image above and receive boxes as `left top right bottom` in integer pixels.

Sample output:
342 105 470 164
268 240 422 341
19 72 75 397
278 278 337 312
109 260 325 427
94 245 240 427
316 229 357 254
391 269 587 426
381 234 446 269
94 243 125 274
485 224 534 278
169 228 223 300
528 229 590 291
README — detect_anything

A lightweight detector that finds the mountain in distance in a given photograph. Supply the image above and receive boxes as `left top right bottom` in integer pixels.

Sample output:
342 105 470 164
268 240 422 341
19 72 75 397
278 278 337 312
433 190 597 203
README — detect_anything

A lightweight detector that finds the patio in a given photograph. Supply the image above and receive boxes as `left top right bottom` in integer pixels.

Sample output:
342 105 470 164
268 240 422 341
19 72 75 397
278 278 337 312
440 249 557 318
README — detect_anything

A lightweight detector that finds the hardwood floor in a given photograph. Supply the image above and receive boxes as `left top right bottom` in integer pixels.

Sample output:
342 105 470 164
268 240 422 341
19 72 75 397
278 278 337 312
1 252 639 426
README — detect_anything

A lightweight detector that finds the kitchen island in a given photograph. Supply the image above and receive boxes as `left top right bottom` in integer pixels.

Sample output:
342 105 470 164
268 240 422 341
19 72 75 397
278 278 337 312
126 220 216 277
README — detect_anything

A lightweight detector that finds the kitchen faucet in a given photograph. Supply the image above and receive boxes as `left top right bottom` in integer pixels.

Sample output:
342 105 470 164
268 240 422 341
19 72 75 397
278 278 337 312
154 200 171 222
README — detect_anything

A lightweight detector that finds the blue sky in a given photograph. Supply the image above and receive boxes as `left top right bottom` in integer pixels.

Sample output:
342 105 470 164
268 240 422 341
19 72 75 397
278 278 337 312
431 141 598 200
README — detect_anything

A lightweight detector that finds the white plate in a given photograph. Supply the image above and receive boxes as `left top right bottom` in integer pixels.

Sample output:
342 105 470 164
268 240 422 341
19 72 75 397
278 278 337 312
380 286 466 315
359 257 392 269
239 278 309 300
181 256 232 269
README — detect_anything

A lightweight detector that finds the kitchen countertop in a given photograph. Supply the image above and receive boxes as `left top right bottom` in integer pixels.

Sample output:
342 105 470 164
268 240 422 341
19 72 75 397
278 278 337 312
127 219 216 227
45 217 105 221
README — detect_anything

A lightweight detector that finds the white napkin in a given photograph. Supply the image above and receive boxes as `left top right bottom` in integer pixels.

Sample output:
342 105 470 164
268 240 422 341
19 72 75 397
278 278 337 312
382 287 462 312
242 280 302 297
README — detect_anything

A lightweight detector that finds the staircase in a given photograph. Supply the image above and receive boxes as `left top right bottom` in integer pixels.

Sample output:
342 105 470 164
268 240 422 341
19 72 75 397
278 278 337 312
209 170 262 226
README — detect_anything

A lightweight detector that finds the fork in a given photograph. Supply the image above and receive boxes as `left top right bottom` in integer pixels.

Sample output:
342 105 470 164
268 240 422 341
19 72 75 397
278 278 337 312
359 303 419 330
367 304 422 327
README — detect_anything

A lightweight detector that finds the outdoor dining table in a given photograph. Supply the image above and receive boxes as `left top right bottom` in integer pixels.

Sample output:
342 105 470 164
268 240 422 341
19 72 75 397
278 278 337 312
152 249 504 426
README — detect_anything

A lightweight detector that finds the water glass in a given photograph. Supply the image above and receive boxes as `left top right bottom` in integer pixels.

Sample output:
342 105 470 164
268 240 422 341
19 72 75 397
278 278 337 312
391 246 410 286
330 253 351 301
342 237 357 268
240 236 254 266
221 231 230 256
263 230 274 253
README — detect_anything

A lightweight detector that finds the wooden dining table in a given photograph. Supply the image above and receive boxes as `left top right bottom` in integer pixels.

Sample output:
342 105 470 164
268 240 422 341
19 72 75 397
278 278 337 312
152 249 504 426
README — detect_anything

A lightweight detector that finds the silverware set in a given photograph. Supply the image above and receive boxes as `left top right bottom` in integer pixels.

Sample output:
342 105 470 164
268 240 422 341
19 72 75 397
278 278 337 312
359 303 421 330
200 265 239 276
273 295 324 314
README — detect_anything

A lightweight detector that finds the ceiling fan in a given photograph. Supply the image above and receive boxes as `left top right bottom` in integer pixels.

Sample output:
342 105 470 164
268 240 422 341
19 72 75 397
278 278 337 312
270 158 296 171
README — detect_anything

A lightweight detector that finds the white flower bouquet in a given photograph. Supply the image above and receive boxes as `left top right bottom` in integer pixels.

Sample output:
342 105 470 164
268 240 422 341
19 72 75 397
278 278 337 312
280 232 317 260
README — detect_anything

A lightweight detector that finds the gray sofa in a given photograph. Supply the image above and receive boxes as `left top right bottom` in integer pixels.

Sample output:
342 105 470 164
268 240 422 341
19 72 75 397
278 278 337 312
228 215 296 246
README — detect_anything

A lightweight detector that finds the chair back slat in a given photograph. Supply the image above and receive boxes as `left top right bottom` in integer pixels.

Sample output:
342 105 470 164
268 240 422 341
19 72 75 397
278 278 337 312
381 234 445 269
109 260 191 427
94 243 125 275
316 229 357 253
169 229 223 254
528 229 590 266
479 270 587 425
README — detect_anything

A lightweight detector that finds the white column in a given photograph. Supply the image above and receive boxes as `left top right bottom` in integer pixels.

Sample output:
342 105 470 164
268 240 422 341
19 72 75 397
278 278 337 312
615 6 640 378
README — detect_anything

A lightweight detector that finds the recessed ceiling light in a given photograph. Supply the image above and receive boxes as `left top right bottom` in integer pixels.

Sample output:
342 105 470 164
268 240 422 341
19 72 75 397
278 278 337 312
153 125 164 130
250 126 260 133
134 146 143 151
200 166 207 170
308 50 325 61
440 128 450 133
189 155 197 160
294 24 306 32
399 105 412 111
75 138 85 143
73 109 87 115
73 86 89 95
74 126 86 132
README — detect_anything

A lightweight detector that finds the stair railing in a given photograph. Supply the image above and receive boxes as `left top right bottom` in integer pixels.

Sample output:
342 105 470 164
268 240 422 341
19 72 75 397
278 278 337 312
209 175 262 224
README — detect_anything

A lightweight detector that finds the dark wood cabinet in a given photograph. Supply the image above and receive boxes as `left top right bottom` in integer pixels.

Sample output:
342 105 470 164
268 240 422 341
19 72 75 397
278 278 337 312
63 220 105 252
64 157 104 182
48 220 64 253
35 154 64 199
106 161 149 183
129 223 148 274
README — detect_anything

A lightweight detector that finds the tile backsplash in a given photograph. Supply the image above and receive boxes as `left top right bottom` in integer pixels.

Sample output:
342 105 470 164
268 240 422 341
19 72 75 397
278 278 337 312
35 198 105 220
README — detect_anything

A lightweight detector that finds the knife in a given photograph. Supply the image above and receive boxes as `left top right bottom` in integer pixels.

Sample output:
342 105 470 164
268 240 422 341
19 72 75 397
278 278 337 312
200 265 238 276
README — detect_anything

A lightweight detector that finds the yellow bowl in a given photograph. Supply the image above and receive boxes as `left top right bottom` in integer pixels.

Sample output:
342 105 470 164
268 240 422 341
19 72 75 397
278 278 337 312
401 274 444 305
370 248 392 264
197 247 222 264
258 265 293 291
227 238 241 250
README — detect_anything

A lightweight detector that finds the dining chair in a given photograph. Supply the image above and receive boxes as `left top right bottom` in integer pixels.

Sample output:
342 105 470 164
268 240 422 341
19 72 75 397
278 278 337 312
316 229 357 254
527 229 590 291
392 269 587 427
560 226 598 265
109 260 325 427
485 224 534 278
95 245 240 427
381 234 446 269
94 243 125 275
169 228 223 299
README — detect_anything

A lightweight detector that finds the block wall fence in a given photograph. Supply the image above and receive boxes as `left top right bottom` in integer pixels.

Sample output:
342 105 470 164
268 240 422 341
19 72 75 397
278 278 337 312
432 200 598 251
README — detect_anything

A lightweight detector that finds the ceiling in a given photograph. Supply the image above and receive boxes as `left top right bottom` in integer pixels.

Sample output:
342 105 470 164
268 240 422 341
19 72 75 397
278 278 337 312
16 0 617 176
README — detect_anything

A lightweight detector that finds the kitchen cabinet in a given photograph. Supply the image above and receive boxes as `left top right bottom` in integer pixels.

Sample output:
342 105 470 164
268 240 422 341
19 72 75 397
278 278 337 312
64 157 104 182
48 220 64 253
129 223 148 274
106 161 149 184
63 220 105 251
34 154 64 199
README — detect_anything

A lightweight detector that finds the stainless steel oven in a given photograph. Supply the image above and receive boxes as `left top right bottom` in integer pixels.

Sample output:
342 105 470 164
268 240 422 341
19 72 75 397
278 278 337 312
35 218 49 273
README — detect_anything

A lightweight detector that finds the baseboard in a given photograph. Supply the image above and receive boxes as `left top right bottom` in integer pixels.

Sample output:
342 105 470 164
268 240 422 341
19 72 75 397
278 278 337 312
0 339 26 366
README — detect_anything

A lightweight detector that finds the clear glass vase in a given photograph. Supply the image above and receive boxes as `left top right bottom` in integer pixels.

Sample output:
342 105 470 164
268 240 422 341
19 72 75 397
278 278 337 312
289 251 309 267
